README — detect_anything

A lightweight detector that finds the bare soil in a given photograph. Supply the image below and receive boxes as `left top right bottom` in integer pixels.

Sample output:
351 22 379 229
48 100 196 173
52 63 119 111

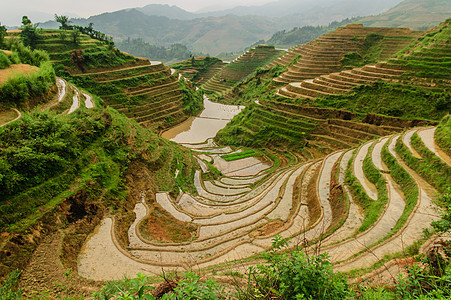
0 64 39 85
18 232 101 298
139 203 198 243
250 220 284 237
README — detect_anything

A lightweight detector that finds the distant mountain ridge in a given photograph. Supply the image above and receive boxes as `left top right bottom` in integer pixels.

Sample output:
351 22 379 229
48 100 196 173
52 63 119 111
361 0 451 30
38 0 448 55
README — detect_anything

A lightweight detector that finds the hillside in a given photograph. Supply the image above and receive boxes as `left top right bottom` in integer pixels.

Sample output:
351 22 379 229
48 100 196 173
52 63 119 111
36 0 438 56
275 20 451 113
202 45 283 96
270 24 422 84
6 28 204 130
361 0 451 30
217 20 449 155
1 12 450 300
170 56 226 85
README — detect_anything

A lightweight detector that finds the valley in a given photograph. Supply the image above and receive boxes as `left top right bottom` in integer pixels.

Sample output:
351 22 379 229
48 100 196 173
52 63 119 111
0 2 450 299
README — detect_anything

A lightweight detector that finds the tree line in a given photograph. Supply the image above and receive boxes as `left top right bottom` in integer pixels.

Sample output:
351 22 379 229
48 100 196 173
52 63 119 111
116 38 194 63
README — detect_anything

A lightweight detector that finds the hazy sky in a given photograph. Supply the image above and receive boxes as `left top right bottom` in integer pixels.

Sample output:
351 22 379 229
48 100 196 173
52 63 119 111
1 0 274 25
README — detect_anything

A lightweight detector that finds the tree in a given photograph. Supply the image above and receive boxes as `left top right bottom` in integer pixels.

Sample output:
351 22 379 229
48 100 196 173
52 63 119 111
86 22 94 35
19 17 40 49
22 16 31 26
54 14 71 30
0 24 7 47
70 29 80 45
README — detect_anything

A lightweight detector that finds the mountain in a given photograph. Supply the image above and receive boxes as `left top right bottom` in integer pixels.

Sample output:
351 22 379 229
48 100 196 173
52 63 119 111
41 9 280 55
38 0 446 56
137 4 197 20
361 0 451 30
200 0 403 18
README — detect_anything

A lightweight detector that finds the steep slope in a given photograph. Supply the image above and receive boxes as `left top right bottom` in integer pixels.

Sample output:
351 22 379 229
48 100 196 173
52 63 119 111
171 56 226 84
202 45 283 96
75 120 448 282
270 24 422 84
277 20 451 117
11 29 203 130
217 21 449 155
361 0 451 30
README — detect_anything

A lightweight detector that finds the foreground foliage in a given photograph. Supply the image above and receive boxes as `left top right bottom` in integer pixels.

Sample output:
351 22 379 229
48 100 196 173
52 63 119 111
238 236 350 299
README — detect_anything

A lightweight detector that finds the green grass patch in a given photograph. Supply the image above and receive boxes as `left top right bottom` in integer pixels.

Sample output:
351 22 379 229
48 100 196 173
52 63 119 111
435 115 451 157
381 140 418 235
312 82 450 121
345 148 386 233
396 132 450 194
221 149 260 161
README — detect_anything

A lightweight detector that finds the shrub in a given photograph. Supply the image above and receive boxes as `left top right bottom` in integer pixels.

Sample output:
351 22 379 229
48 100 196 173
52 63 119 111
0 51 11 69
95 272 226 299
237 235 350 299
0 61 55 104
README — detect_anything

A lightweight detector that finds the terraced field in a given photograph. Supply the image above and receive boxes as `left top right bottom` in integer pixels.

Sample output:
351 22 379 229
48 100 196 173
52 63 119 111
269 24 421 85
78 122 448 280
171 57 227 85
215 99 434 158
22 30 203 129
202 45 283 96
276 21 450 101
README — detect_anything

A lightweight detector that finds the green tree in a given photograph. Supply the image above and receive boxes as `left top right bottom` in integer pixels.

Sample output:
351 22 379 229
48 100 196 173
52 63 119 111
54 14 71 30
70 29 80 45
0 24 7 47
20 18 40 49
21 16 31 26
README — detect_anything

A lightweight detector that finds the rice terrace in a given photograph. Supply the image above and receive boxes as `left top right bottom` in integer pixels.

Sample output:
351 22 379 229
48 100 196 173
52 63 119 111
0 0 450 299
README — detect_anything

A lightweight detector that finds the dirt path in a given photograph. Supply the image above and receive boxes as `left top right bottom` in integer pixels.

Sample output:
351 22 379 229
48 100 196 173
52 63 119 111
19 232 100 297
418 127 451 165
403 129 421 158
57 78 67 102
0 108 21 127
354 142 377 200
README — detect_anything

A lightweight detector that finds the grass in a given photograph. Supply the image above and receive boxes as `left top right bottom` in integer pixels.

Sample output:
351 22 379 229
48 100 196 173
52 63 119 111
435 115 451 157
345 149 386 234
381 140 418 236
311 82 450 121
221 150 260 161
0 108 18 126
396 132 450 194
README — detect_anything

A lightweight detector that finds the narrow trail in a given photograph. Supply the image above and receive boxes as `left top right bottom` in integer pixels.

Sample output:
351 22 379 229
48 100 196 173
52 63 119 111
403 129 421 158
418 127 451 165
0 108 21 127
19 232 100 296
354 141 378 200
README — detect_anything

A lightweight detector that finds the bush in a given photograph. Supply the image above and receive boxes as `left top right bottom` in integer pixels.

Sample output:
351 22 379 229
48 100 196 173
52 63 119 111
0 51 11 69
0 61 55 104
238 236 350 299
6 40 50 66
95 272 227 299
0 110 108 198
